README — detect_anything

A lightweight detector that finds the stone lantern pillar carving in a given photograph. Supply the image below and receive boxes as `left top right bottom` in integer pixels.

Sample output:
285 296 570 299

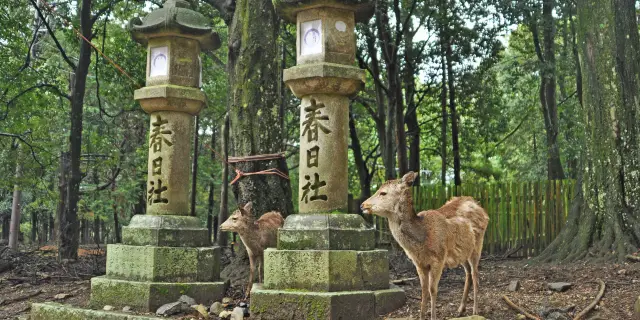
249 1 406 319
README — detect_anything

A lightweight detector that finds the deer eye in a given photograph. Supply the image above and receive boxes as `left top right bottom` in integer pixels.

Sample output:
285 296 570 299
232 217 237 221
380 192 387 196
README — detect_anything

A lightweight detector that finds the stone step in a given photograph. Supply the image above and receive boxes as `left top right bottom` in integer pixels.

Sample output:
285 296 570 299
31 302 164 320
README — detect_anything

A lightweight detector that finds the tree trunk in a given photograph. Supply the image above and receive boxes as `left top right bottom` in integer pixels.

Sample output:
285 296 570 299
31 210 38 243
191 116 200 217
404 21 420 184
111 182 121 244
93 216 100 245
537 0 640 262
363 29 392 180
376 1 406 177
42 210 49 243
48 211 54 243
60 0 92 260
9 157 23 250
226 0 293 219
207 129 216 241
217 115 230 247
80 219 86 244
348 108 371 202
543 0 565 180
440 35 448 186
446 41 461 187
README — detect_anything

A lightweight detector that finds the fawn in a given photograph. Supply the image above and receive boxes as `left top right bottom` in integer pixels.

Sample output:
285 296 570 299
220 202 284 298
361 172 489 320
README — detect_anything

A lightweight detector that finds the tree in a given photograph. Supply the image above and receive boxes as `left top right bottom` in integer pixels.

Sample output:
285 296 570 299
537 0 640 262
223 0 293 217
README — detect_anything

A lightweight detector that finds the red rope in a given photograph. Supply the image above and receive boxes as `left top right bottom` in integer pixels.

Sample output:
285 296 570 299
204 144 289 185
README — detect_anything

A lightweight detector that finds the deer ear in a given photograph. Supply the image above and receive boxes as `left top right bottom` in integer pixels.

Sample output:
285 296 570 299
243 201 253 214
401 172 417 186
237 205 246 215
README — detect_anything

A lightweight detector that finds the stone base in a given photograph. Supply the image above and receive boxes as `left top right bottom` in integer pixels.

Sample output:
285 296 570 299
249 283 405 319
30 302 163 320
106 244 220 282
373 285 407 315
277 214 375 250
263 248 389 291
122 215 210 247
89 276 227 312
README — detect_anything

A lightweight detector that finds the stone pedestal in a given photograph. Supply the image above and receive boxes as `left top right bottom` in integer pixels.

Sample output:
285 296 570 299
88 215 227 312
249 1 405 318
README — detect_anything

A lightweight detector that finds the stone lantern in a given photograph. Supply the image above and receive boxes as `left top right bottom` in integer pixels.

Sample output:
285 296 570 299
249 1 406 319
87 0 226 312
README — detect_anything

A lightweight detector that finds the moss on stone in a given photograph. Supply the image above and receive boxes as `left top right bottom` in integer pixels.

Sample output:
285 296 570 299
105 245 219 282
31 302 163 320
250 284 376 320
90 277 226 312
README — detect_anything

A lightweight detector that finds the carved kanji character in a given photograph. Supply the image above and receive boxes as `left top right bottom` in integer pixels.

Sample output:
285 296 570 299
301 99 331 142
300 173 328 203
149 116 173 153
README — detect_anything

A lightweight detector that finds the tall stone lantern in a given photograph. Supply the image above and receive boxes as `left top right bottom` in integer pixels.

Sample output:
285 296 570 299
87 0 227 312
250 1 406 319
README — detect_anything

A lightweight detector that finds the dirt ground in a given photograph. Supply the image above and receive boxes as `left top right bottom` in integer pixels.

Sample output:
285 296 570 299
1 245 638 320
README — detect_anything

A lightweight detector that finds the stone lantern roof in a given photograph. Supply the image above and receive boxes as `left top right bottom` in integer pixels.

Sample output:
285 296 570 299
273 0 375 23
129 0 220 51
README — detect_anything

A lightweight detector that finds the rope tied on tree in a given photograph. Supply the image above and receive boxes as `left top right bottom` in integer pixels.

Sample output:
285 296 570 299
205 144 289 185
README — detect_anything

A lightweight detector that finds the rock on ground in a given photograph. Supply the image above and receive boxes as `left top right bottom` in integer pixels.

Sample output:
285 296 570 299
210 301 224 315
548 282 573 292
231 306 244 320
219 310 233 319
156 301 188 316
178 295 196 306
450 316 486 320
508 280 520 292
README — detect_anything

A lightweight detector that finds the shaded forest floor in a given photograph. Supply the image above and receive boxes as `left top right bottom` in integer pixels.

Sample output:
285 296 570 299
0 245 639 319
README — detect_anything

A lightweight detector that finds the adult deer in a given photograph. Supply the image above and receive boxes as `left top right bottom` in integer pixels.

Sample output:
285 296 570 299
220 202 284 298
361 172 489 320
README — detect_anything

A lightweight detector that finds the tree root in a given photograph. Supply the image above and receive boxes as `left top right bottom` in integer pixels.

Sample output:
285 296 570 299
0 289 43 306
626 254 640 262
502 295 541 320
391 277 418 285
573 279 605 320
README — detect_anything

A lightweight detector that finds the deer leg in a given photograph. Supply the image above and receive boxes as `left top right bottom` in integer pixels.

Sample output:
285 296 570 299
470 257 480 314
416 266 430 320
428 264 443 320
257 255 264 283
246 255 255 299
457 262 471 316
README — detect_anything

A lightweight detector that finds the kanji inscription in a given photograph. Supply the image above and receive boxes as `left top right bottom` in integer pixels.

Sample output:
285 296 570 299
148 179 169 204
152 157 163 175
300 173 328 203
307 146 319 168
301 99 331 142
150 115 173 152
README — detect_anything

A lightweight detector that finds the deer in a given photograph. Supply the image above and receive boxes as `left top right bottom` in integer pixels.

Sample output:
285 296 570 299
219 202 284 298
361 172 489 320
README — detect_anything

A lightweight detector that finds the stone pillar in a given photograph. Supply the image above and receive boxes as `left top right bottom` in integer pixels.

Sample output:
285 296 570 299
86 0 227 312
250 1 406 319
